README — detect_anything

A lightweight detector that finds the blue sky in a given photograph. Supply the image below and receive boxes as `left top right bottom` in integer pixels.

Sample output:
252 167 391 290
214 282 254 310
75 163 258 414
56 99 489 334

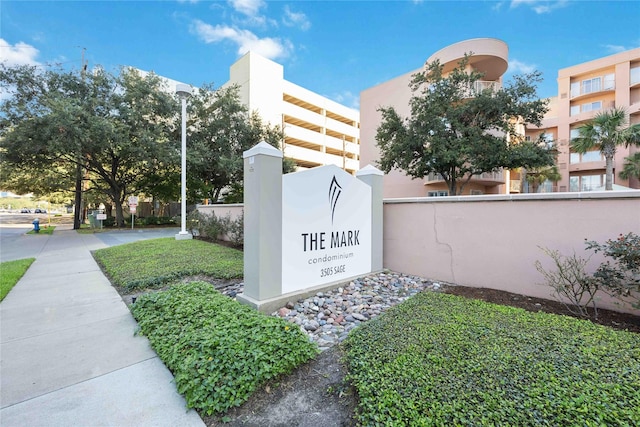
2 0 639 110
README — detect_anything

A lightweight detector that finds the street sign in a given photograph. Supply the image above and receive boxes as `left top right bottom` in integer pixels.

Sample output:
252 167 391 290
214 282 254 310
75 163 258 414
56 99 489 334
128 196 138 207
96 213 107 220
130 206 137 214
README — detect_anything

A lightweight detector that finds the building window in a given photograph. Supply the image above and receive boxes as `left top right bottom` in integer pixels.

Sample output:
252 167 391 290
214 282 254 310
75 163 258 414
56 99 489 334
581 77 601 95
581 150 603 162
570 152 581 164
570 81 580 98
570 174 606 192
570 150 603 164
470 190 483 195
570 105 580 116
570 128 580 140
603 73 615 90
631 67 640 85
428 191 449 197
582 101 602 113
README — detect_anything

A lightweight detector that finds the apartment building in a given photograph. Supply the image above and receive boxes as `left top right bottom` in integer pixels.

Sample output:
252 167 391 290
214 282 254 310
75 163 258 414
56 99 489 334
525 48 640 192
224 52 360 174
360 38 511 198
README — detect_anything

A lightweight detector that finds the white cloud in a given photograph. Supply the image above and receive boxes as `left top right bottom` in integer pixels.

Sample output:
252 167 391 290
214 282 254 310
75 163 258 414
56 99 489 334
191 20 292 60
282 5 311 31
228 0 265 18
508 59 536 74
602 43 640 54
330 90 359 110
0 39 41 66
510 0 569 14
603 44 627 54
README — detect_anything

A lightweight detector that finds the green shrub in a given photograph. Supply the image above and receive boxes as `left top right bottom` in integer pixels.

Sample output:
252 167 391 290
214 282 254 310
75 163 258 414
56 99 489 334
587 232 640 309
344 292 640 426
131 282 318 415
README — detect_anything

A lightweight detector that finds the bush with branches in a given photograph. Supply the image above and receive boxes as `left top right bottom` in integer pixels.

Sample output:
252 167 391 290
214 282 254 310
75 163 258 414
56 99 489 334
537 232 640 318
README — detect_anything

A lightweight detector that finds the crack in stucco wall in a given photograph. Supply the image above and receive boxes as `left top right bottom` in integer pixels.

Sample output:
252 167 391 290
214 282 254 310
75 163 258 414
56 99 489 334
431 204 456 283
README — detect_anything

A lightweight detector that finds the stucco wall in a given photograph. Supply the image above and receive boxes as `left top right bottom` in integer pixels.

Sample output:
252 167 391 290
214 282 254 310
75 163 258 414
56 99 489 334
196 204 244 241
383 191 640 314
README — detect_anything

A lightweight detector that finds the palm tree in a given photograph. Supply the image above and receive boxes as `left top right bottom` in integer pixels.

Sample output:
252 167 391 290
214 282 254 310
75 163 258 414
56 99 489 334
526 165 562 193
571 107 640 190
620 152 640 181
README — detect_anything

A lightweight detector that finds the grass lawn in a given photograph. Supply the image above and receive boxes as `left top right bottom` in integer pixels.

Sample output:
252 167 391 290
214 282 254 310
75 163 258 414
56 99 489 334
344 291 640 426
93 237 243 292
0 258 35 301
26 226 55 235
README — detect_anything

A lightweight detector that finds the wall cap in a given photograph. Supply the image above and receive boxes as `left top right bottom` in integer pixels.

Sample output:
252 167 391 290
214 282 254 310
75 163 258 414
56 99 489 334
243 141 283 159
384 191 640 204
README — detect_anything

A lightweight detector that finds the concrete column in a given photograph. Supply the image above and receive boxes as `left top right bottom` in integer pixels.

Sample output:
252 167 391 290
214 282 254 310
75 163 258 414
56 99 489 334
237 141 283 308
356 165 384 272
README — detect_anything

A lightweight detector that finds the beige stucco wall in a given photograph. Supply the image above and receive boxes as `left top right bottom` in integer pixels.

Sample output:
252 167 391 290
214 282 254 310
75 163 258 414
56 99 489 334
196 204 244 241
383 191 640 314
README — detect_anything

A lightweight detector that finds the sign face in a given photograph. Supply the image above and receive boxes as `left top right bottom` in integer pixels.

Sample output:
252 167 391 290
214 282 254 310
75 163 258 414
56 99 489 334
128 196 138 207
282 165 371 293
96 213 107 220
130 206 137 214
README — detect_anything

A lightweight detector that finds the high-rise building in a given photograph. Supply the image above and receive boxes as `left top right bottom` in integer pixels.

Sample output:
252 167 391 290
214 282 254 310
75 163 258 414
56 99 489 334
224 52 361 174
524 48 640 192
359 39 640 198
359 38 511 197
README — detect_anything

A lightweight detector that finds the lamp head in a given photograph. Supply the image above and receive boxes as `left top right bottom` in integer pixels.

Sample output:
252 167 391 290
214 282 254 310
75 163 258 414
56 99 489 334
175 84 192 99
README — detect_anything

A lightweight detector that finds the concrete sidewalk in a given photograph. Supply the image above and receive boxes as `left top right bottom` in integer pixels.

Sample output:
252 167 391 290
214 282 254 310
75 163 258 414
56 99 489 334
0 227 204 426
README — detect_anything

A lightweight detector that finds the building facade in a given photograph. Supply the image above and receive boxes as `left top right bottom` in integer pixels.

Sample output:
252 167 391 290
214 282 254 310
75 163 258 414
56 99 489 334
359 38 511 198
224 52 360 175
524 48 640 192
360 40 640 198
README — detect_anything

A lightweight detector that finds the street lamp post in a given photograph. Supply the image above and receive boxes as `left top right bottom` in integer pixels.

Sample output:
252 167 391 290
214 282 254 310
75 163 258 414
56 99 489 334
175 84 193 240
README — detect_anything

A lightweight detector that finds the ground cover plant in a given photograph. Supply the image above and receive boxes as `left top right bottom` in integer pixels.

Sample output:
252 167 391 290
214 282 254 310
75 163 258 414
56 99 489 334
27 225 55 235
130 282 318 415
0 258 35 301
344 291 640 426
93 238 242 291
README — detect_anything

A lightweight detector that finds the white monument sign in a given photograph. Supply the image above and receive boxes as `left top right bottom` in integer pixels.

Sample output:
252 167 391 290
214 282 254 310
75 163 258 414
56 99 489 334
282 165 372 293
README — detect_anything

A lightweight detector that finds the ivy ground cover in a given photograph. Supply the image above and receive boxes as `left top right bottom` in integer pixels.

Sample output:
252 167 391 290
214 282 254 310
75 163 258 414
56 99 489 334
344 291 640 426
131 282 318 415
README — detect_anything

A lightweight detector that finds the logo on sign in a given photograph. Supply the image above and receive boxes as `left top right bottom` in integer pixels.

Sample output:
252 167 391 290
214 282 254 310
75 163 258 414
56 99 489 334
329 175 342 224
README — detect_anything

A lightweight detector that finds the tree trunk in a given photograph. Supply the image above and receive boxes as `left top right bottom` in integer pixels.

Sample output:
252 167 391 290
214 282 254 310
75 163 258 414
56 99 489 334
73 163 82 230
605 154 614 191
114 200 125 227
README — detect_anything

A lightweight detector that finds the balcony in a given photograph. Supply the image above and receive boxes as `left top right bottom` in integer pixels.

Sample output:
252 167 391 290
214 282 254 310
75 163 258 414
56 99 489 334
461 81 501 98
426 170 504 185
570 75 615 101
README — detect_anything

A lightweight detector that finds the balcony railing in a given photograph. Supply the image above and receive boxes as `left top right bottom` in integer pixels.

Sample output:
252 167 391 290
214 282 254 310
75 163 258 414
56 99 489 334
570 75 615 98
461 81 501 98
426 170 504 183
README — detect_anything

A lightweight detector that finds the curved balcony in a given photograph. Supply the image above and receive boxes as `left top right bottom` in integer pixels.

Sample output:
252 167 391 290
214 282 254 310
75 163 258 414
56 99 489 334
426 38 509 81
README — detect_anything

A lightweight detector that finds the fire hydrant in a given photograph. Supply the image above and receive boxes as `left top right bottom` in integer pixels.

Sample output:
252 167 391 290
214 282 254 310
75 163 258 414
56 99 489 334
32 218 40 233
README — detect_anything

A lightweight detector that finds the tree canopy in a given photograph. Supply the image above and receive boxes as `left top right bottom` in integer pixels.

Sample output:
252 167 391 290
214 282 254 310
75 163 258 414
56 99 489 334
185 84 289 203
375 55 555 195
571 107 640 190
1 64 289 227
1 64 178 227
